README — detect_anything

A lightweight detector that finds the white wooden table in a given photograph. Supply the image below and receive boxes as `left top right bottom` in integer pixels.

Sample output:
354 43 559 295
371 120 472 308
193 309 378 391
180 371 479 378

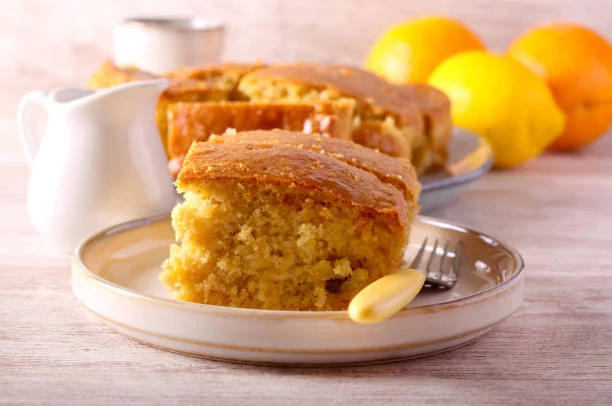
2 0 612 404
2 118 611 405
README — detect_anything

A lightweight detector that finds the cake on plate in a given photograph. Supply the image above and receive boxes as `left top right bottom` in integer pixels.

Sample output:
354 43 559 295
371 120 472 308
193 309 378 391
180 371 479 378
88 60 451 174
160 130 421 311
166 99 356 175
239 64 451 172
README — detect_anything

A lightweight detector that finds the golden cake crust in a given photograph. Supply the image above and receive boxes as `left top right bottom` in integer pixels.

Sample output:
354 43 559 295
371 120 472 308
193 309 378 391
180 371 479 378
167 101 355 159
207 130 421 205
241 64 424 128
178 132 409 228
237 64 453 172
166 62 265 81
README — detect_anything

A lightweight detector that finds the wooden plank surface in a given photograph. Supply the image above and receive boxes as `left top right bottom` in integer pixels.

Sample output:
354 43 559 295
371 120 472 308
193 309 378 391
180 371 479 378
2 1 612 405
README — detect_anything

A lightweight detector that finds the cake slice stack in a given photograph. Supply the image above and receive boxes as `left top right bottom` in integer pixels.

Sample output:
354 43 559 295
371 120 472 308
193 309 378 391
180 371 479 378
88 60 452 174
239 64 452 173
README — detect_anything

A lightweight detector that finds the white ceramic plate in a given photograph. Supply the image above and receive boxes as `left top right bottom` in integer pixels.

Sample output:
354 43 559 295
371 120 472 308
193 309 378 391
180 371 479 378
72 215 524 366
419 128 493 213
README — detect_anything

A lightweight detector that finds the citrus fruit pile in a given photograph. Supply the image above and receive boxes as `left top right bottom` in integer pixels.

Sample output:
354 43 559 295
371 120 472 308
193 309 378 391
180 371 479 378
366 17 612 168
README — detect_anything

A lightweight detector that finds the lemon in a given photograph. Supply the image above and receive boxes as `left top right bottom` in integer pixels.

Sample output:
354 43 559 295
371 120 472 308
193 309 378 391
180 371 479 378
428 51 566 168
366 16 485 83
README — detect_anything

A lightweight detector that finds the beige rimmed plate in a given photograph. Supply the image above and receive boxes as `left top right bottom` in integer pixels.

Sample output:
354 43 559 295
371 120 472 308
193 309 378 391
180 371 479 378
72 215 524 366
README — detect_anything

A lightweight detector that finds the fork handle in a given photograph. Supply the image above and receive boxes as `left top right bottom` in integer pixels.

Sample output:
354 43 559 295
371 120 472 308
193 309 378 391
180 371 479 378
348 268 426 324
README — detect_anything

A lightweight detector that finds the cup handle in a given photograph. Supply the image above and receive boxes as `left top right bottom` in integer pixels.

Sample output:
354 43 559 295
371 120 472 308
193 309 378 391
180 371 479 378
18 90 48 165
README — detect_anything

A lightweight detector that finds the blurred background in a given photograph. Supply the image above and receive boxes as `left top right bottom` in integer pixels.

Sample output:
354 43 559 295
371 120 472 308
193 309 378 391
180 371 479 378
3 0 609 159
4 0 608 85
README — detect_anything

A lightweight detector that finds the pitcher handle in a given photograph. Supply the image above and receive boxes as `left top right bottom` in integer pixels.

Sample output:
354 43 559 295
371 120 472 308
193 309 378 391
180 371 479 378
18 90 48 165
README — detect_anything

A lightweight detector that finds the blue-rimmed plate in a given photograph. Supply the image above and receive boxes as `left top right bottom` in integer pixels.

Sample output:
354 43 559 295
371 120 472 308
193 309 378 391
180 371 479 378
420 128 493 212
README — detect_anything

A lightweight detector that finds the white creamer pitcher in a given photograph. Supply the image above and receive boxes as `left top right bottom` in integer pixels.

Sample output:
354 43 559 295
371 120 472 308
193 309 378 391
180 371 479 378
18 80 177 253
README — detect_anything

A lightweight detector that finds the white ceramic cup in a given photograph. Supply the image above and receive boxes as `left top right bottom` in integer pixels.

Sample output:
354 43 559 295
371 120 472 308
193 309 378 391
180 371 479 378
114 17 224 74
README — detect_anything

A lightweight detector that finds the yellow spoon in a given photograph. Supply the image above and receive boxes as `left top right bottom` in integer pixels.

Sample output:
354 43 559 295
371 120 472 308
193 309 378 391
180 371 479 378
348 267 426 324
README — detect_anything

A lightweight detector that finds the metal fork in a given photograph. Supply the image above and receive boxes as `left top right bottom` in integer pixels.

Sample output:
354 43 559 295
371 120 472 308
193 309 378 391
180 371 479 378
410 237 462 290
348 237 462 323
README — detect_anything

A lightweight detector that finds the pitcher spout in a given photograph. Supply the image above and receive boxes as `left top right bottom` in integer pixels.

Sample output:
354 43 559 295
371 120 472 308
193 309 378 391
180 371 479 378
102 78 169 101
73 79 168 108
44 79 167 109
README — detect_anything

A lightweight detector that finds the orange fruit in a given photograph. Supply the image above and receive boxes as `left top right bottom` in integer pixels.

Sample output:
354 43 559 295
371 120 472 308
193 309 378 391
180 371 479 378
366 16 485 83
508 23 612 151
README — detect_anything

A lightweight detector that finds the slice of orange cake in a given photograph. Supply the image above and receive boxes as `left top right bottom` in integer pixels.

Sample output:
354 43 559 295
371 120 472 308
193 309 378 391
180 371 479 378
238 64 451 172
165 99 355 176
160 130 420 311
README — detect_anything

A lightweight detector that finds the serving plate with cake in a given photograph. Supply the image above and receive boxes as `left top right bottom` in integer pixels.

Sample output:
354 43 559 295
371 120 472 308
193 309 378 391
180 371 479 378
72 213 524 365
88 60 492 211
70 128 522 365
19 58 513 365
